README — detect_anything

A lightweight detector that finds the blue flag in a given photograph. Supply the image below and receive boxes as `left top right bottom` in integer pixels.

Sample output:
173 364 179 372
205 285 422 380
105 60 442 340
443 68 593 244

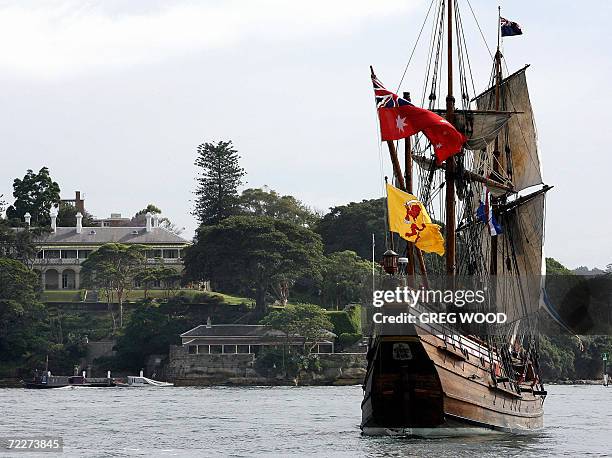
501 17 523 37
477 187 502 236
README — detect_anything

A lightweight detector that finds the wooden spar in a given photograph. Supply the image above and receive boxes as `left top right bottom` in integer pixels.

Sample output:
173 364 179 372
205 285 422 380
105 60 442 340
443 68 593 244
456 185 552 233
491 8 503 276
413 154 514 192
444 0 456 276
403 91 416 280
386 141 406 190
371 66 406 191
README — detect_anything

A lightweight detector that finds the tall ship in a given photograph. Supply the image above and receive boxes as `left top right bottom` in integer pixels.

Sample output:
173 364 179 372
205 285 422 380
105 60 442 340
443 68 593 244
361 1 549 436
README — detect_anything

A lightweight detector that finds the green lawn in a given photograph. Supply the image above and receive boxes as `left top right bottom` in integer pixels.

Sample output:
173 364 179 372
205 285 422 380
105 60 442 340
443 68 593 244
42 288 252 305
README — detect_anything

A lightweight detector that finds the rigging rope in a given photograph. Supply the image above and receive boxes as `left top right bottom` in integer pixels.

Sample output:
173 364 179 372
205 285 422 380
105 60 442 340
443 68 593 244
396 0 437 92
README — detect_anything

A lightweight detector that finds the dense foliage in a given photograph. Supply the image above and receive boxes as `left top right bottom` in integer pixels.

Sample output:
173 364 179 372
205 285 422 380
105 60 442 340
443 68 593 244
56 201 95 227
0 258 88 376
238 187 320 227
6 167 60 226
184 216 324 314
315 198 387 260
321 251 372 309
81 243 147 329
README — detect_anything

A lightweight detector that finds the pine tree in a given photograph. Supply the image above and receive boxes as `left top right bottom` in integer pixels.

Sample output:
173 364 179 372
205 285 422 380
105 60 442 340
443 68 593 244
193 140 246 225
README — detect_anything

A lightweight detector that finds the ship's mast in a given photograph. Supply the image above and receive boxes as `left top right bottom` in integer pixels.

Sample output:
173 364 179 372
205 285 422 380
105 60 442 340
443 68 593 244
490 6 503 275
444 0 456 276
403 91 415 279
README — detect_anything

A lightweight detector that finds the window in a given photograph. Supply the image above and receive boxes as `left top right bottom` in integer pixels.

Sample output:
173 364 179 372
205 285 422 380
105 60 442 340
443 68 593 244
188 345 197 354
62 271 75 289
251 345 262 355
45 250 60 259
223 345 237 354
78 250 91 259
163 249 178 259
197 345 209 354
237 345 250 354
210 345 222 354
61 250 78 259
317 344 333 354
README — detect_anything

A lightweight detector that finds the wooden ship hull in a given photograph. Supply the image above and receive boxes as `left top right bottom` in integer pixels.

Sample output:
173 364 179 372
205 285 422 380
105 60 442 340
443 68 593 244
361 323 545 436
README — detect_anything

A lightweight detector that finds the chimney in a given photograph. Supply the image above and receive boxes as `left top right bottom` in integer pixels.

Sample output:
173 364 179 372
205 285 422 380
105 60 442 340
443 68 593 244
76 212 83 234
145 212 152 232
24 212 31 227
153 214 160 228
206 317 212 329
75 191 85 214
50 207 58 233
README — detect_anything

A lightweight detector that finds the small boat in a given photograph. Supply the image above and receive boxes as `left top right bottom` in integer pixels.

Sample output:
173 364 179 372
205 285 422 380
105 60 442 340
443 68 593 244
114 375 173 387
23 374 116 389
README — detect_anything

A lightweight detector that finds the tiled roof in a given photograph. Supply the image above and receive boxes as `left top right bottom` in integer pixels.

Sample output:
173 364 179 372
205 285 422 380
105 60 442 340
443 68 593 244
180 324 336 339
181 325 283 338
35 227 190 245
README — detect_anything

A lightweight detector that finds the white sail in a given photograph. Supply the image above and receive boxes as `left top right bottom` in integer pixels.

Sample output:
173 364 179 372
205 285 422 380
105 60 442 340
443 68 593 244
474 67 543 192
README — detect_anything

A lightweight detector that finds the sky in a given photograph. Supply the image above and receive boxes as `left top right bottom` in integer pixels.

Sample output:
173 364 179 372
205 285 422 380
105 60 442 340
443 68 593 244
0 0 610 270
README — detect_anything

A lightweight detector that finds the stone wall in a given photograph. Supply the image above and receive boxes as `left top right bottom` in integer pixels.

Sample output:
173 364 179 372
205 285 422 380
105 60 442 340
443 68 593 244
167 345 367 386
82 340 116 376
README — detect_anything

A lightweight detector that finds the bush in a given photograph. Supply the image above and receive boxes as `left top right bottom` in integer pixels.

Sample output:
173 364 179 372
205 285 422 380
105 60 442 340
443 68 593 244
338 333 362 348
254 348 299 377
326 311 358 335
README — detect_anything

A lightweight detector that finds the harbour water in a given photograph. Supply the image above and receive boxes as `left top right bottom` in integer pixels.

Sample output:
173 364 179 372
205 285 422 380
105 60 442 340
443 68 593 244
0 384 609 457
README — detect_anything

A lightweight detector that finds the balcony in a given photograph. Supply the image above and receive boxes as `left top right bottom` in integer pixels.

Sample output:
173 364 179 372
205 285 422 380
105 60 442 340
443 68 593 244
33 258 82 265
33 257 183 266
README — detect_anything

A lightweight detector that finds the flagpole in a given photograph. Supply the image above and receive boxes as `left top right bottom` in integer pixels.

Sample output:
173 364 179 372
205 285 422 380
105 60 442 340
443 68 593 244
444 0 456 277
497 5 501 51
491 6 503 275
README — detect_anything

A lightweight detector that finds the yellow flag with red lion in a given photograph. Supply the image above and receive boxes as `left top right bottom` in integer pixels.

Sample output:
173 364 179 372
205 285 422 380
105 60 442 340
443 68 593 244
386 183 445 256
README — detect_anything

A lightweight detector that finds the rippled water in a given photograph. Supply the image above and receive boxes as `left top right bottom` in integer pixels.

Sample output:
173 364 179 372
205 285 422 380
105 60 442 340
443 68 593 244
0 384 609 457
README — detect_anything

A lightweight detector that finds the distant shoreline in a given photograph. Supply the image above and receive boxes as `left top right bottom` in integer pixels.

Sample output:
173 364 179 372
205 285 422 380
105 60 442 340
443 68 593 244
546 379 608 386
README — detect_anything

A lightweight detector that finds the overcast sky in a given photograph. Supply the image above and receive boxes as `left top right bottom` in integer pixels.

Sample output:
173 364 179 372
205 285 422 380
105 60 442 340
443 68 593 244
0 0 609 269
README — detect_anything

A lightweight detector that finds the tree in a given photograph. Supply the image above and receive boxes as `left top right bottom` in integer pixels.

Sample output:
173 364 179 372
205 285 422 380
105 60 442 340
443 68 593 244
0 219 48 267
80 243 146 329
56 201 95 227
192 140 246 225
0 258 47 366
112 300 193 371
262 303 333 359
546 257 574 276
184 216 323 315
239 187 320 227
134 268 160 300
321 251 373 309
6 167 61 226
316 198 387 260
131 204 183 235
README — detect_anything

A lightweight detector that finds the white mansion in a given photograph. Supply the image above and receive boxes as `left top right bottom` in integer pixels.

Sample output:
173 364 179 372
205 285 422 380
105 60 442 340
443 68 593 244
31 208 190 290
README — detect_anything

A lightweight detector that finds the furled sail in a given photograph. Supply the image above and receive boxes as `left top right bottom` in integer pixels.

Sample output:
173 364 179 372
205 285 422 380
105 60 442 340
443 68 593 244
474 66 543 192
434 110 512 150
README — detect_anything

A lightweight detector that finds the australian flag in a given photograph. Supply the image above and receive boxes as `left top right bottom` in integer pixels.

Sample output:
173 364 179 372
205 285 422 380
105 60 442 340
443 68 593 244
477 187 502 236
501 17 523 37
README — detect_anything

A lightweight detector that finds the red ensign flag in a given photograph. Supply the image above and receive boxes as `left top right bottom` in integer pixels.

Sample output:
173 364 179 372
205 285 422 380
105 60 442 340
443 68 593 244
372 71 466 164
